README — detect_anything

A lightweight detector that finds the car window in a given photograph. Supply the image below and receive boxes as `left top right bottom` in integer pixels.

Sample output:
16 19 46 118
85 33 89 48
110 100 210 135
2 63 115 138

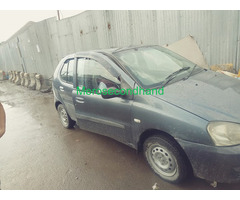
60 59 74 84
68 59 74 84
60 62 68 82
82 59 120 92
77 58 85 87
114 46 196 88
116 48 182 86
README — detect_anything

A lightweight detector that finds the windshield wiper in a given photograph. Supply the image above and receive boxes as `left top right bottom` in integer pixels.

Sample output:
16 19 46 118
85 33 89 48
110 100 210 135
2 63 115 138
162 66 190 87
183 64 197 80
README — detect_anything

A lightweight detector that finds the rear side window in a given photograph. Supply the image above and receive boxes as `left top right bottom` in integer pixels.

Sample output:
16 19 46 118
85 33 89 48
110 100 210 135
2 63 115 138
68 60 74 84
60 59 74 84
60 62 68 82
77 58 85 87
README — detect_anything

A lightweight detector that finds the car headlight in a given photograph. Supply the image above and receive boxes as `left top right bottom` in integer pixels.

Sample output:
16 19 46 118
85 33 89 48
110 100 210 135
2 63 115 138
207 122 240 146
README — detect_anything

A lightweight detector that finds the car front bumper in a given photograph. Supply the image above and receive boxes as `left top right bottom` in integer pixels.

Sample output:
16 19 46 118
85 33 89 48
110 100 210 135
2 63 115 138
176 139 240 183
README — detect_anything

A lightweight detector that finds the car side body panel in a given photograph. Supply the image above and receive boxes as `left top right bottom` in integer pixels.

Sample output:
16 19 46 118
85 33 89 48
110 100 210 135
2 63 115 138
131 93 213 148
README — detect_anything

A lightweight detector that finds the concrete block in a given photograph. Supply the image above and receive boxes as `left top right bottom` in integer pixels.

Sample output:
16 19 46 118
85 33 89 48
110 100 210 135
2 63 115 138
24 73 30 87
8 71 13 82
35 74 43 91
12 71 17 83
28 73 37 90
20 72 25 86
14 71 21 85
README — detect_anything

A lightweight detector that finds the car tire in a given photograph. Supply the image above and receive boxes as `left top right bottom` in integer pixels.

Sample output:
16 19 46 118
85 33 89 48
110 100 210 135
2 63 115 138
57 104 75 129
143 135 189 183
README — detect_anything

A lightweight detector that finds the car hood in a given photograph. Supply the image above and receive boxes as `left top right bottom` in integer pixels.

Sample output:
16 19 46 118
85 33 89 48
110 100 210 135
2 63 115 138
153 70 240 122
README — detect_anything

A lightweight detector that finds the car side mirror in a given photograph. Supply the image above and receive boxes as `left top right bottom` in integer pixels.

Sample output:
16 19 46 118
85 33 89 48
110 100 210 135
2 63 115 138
101 86 122 99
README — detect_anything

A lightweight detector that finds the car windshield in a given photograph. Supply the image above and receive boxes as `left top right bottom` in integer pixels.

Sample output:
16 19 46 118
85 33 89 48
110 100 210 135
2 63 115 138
114 46 198 88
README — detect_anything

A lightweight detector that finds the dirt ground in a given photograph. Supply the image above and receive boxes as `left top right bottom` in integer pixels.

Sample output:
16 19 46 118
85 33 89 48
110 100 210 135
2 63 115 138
0 81 239 190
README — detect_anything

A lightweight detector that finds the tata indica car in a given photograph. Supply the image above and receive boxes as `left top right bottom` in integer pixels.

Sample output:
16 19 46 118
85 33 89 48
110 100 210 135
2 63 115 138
53 45 240 184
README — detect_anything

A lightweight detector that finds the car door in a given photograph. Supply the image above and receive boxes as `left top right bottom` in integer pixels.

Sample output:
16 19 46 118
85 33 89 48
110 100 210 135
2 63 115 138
72 56 133 145
58 58 76 121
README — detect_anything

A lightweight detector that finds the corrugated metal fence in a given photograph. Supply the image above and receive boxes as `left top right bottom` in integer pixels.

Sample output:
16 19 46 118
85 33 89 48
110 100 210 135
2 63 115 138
0 10 240 79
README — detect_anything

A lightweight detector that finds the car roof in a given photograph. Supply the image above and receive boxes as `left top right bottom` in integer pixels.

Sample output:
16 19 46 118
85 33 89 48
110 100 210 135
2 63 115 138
74 45 158 56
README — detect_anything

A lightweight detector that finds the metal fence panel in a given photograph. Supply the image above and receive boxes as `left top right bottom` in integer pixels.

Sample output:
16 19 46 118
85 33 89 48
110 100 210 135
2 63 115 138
0 10 240 78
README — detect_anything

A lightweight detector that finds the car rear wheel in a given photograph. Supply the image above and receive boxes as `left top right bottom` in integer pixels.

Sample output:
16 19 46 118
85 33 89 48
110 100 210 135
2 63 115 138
143 135 189 183
57 104 75 129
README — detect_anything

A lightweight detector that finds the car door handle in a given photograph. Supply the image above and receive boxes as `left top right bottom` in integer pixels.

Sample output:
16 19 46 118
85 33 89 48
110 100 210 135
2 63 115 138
59 86 64 92
75 97 84 103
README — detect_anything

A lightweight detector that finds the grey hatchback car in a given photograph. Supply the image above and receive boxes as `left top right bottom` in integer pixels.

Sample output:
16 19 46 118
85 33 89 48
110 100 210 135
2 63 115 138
53 45 240 184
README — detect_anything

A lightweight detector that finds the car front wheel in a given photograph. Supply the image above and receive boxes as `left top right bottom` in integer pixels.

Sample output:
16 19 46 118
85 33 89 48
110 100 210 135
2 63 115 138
57 104 75 129
143 135 189 183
